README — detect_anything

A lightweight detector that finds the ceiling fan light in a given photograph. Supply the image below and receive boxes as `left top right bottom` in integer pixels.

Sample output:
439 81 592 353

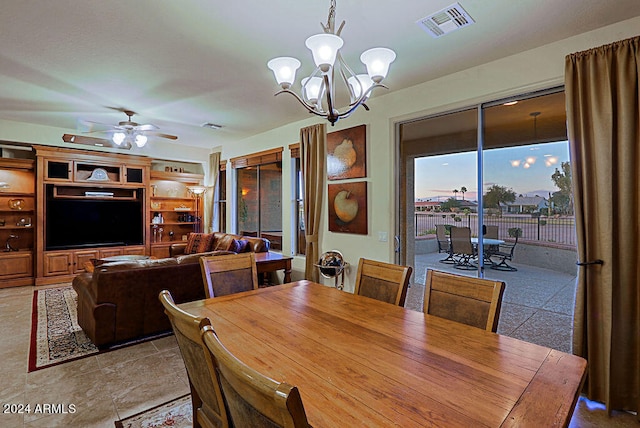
267 57 301 89
134 134 148 147
360 47 396 83
112 132 126 145
348 74 374 99
305 34 343 72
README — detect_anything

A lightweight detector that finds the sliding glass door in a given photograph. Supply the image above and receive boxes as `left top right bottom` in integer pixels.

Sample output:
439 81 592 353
398 87 572 281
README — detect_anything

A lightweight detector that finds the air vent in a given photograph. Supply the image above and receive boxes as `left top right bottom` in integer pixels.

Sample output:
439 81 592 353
416 2 475 38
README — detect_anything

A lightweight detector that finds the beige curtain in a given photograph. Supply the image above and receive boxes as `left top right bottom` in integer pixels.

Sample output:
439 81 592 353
301 123 326 281
565 36 640 416
205 152 221 233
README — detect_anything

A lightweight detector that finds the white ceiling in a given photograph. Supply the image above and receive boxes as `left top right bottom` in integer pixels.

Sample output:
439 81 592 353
1 0 639 150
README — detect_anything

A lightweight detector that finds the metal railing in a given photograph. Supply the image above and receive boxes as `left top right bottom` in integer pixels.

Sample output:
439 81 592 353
415 212 576 247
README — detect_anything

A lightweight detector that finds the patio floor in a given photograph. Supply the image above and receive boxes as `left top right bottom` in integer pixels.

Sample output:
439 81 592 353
404 251 578 353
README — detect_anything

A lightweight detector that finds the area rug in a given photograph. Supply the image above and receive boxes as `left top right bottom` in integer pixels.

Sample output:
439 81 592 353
28 285 172 372
114 395 192 428
28 285 99 372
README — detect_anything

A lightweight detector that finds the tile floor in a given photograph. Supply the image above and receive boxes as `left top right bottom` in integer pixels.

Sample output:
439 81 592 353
0 261 637 427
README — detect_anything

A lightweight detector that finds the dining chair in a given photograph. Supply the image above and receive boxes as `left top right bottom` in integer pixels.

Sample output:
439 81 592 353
436 224 455 264
158 290 230 428
201 324 312 428
353 258 413 306
449 226 476 270
200 252 259 298
423 269 505 332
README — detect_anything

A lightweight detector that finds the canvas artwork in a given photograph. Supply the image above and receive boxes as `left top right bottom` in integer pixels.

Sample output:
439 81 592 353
326 124 366 180
328 181 367 235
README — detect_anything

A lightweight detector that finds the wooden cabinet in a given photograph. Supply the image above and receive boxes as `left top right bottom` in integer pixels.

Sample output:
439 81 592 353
149 170 204 258
42 245 147 277
0 158 35 288
34 146 152 285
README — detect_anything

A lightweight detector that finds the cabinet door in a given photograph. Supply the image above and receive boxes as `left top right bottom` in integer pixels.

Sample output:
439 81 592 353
45 159 72 181
150 245 170 259
74 249 99 273
122 246 145 255
0 252 33 279
43 252 73 276
125 167 144 184
99 248 123 259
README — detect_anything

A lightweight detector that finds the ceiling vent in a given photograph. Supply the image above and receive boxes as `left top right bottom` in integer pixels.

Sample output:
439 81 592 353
416 2 475 38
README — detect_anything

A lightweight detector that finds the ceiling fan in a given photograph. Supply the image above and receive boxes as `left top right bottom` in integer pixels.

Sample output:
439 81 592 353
83 110 178 149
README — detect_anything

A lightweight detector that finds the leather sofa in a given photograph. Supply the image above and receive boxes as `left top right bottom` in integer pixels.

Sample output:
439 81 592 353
72 232 271 349
72 251 232 349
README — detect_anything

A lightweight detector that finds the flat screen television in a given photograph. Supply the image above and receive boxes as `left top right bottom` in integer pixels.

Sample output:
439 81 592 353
45 185 144 250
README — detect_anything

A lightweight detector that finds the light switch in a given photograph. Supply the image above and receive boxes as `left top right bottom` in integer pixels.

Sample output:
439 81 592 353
378 231 388 242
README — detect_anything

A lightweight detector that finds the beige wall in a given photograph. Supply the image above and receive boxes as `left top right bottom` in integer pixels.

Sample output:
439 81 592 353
217 16 640 290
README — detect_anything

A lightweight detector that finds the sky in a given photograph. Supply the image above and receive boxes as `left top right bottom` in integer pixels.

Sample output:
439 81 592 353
414 141 570 201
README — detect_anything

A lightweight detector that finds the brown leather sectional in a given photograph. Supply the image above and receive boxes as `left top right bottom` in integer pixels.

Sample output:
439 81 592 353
72 232 270 349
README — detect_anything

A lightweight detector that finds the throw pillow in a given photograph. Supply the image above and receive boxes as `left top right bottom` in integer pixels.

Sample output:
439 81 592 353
228 239 250 253
184 233 214 254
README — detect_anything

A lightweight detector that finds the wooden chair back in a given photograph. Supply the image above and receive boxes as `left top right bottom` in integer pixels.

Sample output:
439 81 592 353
423 269 505 332
158 290 229 428
449 226 474 255
354 258 412 306
201 325 311 428
200 252 258 298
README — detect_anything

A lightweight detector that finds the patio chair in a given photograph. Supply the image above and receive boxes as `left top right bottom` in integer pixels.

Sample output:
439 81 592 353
436 224 455 264
449 226 477 270
490 228 520 271
483 225 500 259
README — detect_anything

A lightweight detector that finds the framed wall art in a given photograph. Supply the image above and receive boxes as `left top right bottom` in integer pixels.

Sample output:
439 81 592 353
326 124 366 180
328 181 367 235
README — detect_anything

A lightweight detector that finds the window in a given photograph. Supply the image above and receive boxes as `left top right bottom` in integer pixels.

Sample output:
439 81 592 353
291 144 305 255
216 161 226 232
232 148 283 251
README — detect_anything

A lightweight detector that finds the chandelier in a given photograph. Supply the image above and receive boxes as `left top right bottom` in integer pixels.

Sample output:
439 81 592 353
267 0 396 125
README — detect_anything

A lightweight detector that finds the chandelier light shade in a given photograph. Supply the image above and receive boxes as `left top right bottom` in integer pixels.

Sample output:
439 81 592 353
304 34 344 71
267 0 396 125
267 57 301 89
360 48 396 82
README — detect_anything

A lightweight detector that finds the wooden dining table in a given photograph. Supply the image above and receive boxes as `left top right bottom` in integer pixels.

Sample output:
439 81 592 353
180 280 587 427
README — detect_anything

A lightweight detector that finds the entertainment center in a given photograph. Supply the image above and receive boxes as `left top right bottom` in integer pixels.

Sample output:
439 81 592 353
0 145 204 287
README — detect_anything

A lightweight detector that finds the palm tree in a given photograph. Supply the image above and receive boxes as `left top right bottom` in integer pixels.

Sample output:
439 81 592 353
460 186 467 201
453 189 459 200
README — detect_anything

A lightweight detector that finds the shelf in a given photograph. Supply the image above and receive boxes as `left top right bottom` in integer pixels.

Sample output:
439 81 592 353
0 192 34 197
150 222 197 226
150 196 194 201
149 209 194 213
0 209 35 213
0 226 33 230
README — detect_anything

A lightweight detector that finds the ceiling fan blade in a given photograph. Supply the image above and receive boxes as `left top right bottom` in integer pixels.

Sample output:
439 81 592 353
151 132 178 140
136 123 159 131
